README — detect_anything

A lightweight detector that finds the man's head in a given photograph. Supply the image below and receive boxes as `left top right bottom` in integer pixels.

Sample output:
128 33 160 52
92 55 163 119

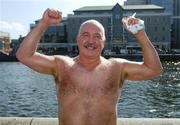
77 20 106 58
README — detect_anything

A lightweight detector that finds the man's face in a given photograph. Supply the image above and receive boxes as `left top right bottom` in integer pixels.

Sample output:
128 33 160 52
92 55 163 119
77 22 105 58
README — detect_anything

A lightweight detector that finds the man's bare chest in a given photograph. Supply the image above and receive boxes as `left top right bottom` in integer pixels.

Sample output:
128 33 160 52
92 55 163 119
58 65 120 97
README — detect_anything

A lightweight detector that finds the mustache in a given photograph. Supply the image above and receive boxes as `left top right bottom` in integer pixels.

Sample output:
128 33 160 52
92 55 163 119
84 42 97 49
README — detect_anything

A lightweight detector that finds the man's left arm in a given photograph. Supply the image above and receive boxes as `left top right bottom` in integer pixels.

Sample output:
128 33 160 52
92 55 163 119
121 29 163 80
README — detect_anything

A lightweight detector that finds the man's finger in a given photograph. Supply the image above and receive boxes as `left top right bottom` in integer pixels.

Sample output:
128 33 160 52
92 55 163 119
47 9 59 18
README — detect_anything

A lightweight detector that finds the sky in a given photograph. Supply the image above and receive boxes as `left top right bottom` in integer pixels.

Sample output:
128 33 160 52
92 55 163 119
0 0 126 39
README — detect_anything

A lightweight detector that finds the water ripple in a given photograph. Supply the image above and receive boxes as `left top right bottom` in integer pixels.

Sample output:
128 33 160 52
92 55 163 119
0 61 179 118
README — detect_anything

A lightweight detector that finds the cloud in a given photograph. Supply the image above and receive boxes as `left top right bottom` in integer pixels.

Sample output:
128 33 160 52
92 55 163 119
0 21 28 39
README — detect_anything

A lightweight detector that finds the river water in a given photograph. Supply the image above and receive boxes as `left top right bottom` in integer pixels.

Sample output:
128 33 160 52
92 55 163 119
0 61 179 118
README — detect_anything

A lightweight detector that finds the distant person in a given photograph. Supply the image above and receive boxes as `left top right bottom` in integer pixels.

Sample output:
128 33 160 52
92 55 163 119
16 8 162 125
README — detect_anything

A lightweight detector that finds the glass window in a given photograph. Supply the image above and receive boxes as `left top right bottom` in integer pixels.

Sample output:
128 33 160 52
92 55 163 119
155 26 158 31
162 27 165 31
162 36 166 41
115 14 120 19
108 18 111 24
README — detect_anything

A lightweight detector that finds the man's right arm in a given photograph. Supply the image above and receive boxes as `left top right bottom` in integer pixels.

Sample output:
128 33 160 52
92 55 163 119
16 9 62 75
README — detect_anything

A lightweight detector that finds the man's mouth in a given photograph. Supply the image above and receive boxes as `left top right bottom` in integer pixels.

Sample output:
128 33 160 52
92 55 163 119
84 43 97 50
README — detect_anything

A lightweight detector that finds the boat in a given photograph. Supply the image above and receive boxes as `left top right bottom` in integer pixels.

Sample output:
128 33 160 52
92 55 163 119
0 51 18 61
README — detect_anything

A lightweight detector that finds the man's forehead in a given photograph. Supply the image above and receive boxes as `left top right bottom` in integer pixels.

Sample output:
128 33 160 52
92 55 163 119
82 22 101 29
80 31 103 39
80 23 104 34
82 20 102 26
78 20 105 40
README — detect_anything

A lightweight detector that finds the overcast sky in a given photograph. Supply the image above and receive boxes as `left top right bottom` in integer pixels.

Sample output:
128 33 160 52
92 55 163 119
0 0 126 39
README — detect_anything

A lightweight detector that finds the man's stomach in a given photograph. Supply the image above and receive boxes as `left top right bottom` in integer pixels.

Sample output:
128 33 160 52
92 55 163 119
58 97 117 125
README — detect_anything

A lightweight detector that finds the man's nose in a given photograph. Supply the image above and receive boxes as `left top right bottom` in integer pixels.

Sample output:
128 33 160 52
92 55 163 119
88 36 94 43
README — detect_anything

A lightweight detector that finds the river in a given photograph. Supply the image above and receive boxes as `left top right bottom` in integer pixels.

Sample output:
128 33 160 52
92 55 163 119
0 61 179 118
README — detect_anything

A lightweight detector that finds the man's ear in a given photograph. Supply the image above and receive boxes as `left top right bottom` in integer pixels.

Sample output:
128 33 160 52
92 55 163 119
76 36 80 46
102 41 105 50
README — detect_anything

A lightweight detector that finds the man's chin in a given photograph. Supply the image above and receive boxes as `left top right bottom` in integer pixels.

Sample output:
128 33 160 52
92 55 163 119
81 52 101 58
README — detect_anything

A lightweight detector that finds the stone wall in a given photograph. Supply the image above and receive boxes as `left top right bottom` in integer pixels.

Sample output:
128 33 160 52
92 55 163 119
0 117 179 125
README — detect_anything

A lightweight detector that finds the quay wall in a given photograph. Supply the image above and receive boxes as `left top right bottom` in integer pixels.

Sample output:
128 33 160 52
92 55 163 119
0 53 180 61
0 117 180 125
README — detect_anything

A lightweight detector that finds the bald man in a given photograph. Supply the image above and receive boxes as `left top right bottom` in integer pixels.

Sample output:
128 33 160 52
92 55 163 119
16 9 162 125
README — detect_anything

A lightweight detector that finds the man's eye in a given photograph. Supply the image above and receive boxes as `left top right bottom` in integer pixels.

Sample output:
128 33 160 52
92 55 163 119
95 35 101 39
83 34 88 37
82 33 89 37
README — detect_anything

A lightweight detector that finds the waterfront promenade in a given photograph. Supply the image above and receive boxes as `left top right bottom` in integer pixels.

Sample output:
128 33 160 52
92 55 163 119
0 117 180 125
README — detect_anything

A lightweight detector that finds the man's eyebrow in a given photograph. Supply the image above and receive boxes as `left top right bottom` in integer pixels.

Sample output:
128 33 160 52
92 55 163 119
94 32 101 35
80 31 103 37
80 32 89 35
94 32 103 37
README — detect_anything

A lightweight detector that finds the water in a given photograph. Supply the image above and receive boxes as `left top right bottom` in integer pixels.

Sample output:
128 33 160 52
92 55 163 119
0 61 179 118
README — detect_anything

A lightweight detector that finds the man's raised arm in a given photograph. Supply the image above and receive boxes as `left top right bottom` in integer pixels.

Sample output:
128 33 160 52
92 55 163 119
16 9 62 75
120 16 163 80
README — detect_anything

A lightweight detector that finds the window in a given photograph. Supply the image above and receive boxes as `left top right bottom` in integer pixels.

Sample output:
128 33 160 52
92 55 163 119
115 14 120 19
155 26 158 32
108 18 111 25
107 27 112 32
162 36 166 41
162 27 165 31
155 37 158 42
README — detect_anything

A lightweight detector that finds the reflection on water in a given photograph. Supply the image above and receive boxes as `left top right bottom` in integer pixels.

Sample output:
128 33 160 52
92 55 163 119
0 62 57 117
0 61 179 118
119 61 180 118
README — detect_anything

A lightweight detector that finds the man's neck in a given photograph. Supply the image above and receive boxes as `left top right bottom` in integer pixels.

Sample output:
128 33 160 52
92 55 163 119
77 55 102 70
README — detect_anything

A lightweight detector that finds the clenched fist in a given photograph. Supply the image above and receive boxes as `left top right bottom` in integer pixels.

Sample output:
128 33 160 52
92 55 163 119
41 8 62 27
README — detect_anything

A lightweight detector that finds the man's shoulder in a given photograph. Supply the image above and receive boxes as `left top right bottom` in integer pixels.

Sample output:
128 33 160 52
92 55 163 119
54 55 75 65
108 57 129 64
54 55 73 61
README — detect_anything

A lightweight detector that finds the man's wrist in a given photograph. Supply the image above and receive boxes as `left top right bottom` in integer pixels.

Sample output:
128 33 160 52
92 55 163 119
135 29 146 38
37 19 49 31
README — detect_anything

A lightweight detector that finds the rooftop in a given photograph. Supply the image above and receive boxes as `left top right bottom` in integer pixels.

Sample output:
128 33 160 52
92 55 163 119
74 6 114 12
74 4 164 12
123 4 164 10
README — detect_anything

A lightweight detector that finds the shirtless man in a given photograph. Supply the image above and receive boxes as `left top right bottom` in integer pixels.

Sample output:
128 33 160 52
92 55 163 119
16 9 162 125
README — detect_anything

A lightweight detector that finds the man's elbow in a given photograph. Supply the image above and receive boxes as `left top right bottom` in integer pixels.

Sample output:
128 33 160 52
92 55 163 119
16 50 27 63
152 65 163 77
16 51 21 61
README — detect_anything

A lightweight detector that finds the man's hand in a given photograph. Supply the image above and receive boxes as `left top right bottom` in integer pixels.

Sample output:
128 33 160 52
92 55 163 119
122 13 145 35
41 8 62 28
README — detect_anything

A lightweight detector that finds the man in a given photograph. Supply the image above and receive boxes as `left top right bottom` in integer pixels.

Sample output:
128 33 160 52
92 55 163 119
16 8 162 125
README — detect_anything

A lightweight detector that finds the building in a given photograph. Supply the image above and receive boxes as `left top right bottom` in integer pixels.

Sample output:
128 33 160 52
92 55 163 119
30 18 68 55
125 0 173 15
124 0 147 5
123 4 171 51
147 0 173 15
67 3 171 53
125 0 180 49
148 0 179 49
29 3 171 55
171 0 180 49
30 18 67 44
0 31 12 54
